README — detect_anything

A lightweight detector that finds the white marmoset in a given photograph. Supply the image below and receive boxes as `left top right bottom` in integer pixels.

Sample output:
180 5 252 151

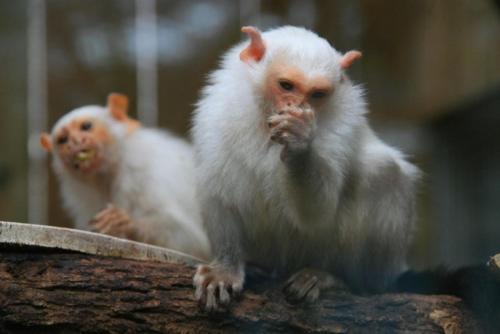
192 26 420 309
40 93 210 260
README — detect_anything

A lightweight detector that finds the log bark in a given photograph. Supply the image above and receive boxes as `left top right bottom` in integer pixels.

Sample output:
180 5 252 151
0 249 482 334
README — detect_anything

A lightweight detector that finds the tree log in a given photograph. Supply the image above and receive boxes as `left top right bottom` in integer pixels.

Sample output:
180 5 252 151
0 249 482 334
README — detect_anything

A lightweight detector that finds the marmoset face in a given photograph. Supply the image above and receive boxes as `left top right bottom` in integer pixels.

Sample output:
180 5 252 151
53 117 113 175
264 62 333 115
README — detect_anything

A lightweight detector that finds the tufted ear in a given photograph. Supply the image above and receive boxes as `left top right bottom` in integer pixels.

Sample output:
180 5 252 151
239 26 266 64
107 93 129 122
340 50 362 69
39 132 52 152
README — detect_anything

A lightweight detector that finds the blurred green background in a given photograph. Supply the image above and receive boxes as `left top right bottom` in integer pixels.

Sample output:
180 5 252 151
0 0 499 269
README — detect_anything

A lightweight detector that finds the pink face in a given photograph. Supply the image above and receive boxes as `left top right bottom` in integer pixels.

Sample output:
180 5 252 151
238 26 361 116
53 117 113 175
40 93 138 178
264 63 333 113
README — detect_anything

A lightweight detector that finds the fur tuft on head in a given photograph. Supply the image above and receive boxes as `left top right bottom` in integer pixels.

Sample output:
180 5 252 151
234 26 344 83
52 106 102 134
50 92 139 142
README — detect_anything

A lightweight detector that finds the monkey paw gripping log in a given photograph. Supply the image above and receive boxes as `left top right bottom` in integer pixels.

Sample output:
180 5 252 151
193 264 244 311
284 268 349 303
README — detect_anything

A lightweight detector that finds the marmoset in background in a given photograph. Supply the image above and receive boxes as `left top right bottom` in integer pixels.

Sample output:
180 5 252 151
40 93 210 260
192 26 499 327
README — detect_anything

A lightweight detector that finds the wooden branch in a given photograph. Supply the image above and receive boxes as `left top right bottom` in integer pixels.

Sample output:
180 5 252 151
0 221 202 266
0 222 485 333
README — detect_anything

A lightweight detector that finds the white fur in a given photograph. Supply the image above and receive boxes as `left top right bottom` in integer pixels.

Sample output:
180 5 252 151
192 26 420 292
50 105 211 260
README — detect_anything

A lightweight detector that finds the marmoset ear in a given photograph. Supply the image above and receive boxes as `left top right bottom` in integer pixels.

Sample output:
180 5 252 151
340 50 362 69
240 26 266 64
107 92 140 134
107 93 129 122
39 132 53 152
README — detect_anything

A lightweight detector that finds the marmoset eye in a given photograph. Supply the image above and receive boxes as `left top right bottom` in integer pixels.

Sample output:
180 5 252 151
81 121 92 131
279 80 294 91
310 90 327 99
57 135 68 145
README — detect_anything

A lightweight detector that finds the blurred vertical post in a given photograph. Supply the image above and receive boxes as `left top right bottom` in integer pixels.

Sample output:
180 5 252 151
239 0 261 26
27 0 48 225
135 0 158 127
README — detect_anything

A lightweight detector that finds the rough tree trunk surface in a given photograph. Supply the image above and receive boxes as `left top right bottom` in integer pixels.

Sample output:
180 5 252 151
0 222 486 333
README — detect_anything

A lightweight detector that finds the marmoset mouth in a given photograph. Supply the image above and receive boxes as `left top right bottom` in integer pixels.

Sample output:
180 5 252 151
70 148 98 172
74 149 95 163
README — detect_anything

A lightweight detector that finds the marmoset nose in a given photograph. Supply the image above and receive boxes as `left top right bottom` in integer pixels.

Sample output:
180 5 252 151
80 136 90 145
291 95 308 108
69 135 89 147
